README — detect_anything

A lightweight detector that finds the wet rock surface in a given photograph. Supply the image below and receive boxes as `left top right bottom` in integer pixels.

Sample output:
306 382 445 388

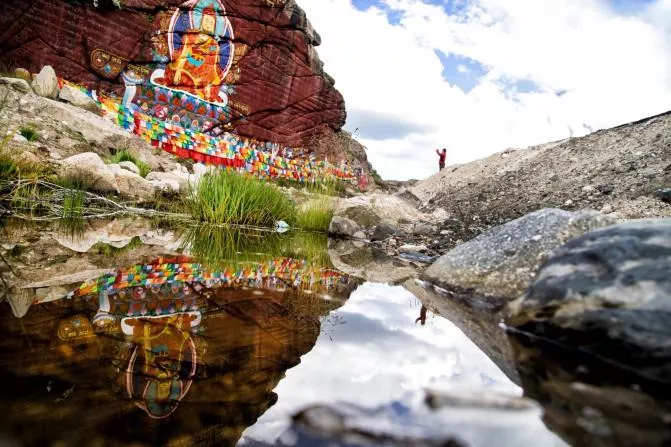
328 240 417 283
371 220 399 241
329 216 363 238
504 218 671 447
507 218 671 386
423 209 616 304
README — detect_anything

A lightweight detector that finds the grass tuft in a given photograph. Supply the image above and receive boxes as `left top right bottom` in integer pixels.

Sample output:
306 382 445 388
0 152 18 179
187 169 297 227
293 198 334 232
107 150 151 178
19 126 39 142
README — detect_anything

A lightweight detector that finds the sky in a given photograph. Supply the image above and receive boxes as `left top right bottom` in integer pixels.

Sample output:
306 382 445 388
298 0 671 180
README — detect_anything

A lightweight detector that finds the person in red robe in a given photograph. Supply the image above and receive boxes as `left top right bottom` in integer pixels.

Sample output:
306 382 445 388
436 148 447 171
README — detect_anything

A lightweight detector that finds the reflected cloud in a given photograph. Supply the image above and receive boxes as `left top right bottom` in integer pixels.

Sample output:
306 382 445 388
241 282 527 445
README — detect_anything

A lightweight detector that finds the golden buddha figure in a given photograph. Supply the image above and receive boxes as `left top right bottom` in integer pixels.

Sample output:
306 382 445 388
155 6 227 104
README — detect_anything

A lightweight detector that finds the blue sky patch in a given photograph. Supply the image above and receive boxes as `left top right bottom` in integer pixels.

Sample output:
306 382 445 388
424 0 470 17
434 50 488 93
605 0 657 15
351 0 404 25
498 77 543 95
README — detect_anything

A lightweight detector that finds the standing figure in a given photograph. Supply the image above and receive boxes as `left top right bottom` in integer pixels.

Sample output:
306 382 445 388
436 148 447 171
153 0 235 106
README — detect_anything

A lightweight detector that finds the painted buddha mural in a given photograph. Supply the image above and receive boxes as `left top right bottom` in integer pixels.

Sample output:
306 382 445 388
152 0 235 107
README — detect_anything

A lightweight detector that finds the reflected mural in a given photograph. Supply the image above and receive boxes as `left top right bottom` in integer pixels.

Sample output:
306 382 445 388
0 254 355 446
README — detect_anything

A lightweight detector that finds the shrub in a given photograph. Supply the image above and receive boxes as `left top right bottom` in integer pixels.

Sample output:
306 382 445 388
107 150 151 178
186 169 297 227
19 126 39 142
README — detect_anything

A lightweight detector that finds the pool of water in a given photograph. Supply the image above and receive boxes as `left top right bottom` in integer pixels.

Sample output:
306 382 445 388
0 218 577 446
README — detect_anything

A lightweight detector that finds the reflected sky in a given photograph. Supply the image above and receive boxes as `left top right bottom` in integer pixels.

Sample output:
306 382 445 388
240 282 531 445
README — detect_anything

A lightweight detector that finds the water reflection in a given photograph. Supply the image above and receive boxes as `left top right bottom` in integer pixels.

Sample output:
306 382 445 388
240 283 565 447
0 248 356 446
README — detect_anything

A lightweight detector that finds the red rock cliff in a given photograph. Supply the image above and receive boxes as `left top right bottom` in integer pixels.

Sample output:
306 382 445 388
0 0 346 147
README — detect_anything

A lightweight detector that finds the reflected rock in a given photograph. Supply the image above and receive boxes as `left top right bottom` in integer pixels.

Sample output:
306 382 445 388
329 239 417 284
276 389 565 447
0 255 356 446
505 218 671 446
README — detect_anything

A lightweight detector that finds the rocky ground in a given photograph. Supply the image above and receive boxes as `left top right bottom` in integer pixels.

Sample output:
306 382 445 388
1 72 201 202
411 110 670 232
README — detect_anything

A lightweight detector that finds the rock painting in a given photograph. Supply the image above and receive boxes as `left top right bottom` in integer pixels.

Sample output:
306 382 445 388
154 0 235 106
122 0 242 134
1 0 347 146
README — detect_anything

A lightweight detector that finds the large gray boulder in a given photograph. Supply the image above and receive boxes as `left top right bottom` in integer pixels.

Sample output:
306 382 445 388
110 166 156 200
507 218 671 383
423 209 615 302
371 219 398 241
342 205 381 228
60 152 118 193
146 171 189 194
58 84 100 113
118 161 140 175
31 66 59 99
0 77 32 94
505 218 671 447
328 216 362 238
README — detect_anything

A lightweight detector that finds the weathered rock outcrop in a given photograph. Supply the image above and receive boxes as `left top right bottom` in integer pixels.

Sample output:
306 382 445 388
422 209 615 306
0 0 345 146
506 218 671 389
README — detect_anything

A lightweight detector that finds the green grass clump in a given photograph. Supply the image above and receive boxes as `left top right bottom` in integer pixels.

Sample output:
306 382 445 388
187 169 297 227
61 187 85 222
272 177 346 197
54 174 92 191
19 126 39 142
107 150 151 178
293 199 334 232
0 152 18 179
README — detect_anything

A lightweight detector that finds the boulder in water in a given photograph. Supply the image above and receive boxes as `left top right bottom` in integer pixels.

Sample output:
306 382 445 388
505 218 671 446
328 216 362 238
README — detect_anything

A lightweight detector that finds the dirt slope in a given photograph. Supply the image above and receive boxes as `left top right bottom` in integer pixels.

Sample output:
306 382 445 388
411 110 671 235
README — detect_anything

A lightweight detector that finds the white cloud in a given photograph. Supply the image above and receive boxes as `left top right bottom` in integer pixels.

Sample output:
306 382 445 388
300 0 671 180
